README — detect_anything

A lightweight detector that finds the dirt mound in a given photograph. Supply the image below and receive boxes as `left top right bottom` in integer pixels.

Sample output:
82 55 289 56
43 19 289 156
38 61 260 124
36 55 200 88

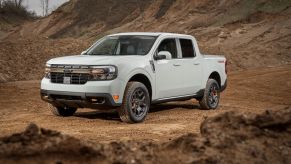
0 123 101 158
1 107 290 163
195 107 291 163
162 107 291 163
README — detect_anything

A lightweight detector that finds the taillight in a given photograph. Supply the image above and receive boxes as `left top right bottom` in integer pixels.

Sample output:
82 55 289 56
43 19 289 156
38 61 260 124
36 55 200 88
225 60 228 74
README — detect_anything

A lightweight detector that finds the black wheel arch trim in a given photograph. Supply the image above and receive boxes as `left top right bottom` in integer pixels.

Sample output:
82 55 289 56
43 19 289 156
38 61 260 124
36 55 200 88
220 79 227 92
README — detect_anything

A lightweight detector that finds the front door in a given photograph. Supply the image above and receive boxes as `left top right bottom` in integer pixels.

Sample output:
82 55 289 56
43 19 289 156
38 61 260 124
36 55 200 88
155 38 185 99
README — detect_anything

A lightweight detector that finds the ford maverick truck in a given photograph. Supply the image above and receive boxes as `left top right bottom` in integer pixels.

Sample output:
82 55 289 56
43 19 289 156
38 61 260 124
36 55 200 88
41 32 227 123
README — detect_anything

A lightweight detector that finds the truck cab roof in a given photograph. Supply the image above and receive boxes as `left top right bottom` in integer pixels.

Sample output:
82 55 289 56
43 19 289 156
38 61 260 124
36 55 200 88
109 32 193 38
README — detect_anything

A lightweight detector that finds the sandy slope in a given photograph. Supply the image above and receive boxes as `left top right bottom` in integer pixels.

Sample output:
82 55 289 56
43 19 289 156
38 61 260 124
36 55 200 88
1 0 291 82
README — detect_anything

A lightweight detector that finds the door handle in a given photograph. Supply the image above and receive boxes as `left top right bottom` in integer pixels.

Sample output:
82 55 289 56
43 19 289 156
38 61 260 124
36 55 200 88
173 64 181 67
193 63 200 65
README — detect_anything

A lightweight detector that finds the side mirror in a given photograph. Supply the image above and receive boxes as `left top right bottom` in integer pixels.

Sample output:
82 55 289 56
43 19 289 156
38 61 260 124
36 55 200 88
155 51 172 60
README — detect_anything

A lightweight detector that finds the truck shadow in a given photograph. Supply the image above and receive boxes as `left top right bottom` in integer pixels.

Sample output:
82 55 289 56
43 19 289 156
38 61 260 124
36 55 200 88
74 111 120 120
150 103 200 113
74 102 200 121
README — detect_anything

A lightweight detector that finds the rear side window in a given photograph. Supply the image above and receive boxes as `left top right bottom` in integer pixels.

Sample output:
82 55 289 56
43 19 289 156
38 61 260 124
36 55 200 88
180 39 195 58
158 39 177 59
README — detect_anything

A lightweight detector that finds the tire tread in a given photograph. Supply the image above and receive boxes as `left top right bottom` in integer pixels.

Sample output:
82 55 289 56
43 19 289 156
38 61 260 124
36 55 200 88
118 82 150 123
199 79 220 110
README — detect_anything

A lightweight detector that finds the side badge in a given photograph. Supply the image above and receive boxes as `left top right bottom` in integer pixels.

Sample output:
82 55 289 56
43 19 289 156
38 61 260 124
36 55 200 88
149 60 155 73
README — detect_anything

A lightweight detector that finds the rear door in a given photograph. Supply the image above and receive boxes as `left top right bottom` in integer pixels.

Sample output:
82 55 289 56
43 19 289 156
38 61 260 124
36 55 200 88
176 38 203 95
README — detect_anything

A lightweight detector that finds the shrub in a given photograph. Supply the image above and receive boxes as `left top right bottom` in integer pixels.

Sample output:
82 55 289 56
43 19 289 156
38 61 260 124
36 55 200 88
0 0 36 19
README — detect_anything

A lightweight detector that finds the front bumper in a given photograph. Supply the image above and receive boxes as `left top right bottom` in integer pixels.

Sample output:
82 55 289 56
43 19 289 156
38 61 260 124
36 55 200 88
41 89 122 109
41 78 125 103
40 77 125 109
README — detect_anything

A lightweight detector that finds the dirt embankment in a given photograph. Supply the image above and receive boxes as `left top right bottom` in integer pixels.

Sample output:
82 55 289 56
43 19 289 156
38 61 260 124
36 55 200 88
23 0 291 69
1 107 290 164
1 0 291 82
0 38 90 82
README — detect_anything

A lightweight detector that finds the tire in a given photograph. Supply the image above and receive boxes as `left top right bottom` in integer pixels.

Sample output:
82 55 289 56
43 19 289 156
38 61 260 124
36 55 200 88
49 104 77 117
118 82 150 123
199 79 220 110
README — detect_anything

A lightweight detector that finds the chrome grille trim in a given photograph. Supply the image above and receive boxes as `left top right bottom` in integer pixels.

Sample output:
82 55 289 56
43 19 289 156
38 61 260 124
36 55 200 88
50 65 91 85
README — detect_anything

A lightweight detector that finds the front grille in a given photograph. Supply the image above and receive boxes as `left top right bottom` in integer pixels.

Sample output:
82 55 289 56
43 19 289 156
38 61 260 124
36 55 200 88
50 72 91 84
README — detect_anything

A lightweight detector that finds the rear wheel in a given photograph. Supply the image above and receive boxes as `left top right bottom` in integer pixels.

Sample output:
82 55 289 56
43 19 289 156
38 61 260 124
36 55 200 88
199 79 220 110
118 82 150 123
49 104 77 116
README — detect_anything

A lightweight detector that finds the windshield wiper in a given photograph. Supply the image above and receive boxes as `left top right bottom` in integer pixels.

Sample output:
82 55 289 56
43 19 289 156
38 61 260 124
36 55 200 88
88 53 111 55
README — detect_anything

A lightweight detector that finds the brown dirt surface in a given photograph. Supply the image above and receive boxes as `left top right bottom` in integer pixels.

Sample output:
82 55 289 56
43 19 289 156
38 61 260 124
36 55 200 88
0 65 290 144
0 106 290 164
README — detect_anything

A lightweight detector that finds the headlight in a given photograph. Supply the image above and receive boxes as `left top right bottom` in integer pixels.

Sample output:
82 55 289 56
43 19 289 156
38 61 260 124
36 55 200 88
44 64 51 79
90 65 117 80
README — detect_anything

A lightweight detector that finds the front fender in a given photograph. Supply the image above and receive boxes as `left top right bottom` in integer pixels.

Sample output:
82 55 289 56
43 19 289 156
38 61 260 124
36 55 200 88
118 68 155 101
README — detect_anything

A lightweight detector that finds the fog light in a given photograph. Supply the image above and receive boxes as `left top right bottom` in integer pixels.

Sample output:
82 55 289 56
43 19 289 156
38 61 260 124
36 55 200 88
90 98 105 104
113 95 119 101
41 95 49 101
91 98 98 102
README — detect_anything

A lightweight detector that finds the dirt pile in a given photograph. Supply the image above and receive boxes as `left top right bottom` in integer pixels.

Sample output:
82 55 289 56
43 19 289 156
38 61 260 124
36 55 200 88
0 123 99 157
195 107 291 163
1 107 290 163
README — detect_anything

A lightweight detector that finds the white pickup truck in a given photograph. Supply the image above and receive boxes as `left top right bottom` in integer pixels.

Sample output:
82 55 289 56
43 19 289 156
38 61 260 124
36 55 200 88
41 32 227 123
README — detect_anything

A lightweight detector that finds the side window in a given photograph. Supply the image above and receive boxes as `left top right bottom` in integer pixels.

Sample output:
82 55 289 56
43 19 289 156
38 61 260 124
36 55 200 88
180 39 195 58
158 39 177 59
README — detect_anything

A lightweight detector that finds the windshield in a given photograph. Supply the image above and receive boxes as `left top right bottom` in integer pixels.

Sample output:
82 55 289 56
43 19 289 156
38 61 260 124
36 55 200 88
86 35 157 56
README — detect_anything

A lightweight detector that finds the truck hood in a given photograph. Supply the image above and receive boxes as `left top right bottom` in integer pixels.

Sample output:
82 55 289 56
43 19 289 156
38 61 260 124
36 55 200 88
47 55 143 66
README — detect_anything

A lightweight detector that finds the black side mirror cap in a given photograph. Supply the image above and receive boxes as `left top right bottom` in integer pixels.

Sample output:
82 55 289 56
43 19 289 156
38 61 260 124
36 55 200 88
154 55 166 60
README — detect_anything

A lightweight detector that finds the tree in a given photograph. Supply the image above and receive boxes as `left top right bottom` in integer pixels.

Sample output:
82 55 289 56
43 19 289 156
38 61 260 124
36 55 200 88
0 0 23 9
40 0 44 16
14 0 23 8
45 0 48 16
40 0 49 16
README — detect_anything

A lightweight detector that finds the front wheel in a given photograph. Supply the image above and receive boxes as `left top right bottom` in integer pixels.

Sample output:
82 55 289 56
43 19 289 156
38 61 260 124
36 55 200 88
199 79 220 110
49 104 77 117
118 82 150 123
